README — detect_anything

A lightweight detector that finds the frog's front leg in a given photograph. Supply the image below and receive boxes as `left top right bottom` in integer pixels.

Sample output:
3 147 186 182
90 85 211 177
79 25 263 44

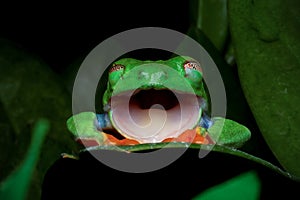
67 112 109 146
199 112 214 129
205 117 251 148
95 113 113 130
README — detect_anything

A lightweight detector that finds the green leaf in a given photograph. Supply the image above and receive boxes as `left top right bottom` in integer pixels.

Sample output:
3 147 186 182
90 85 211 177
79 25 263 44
192 171 261 200
228 0 300 177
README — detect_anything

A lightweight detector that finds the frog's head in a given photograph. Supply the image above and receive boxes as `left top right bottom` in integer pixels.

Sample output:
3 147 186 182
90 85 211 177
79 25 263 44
102 56 208 143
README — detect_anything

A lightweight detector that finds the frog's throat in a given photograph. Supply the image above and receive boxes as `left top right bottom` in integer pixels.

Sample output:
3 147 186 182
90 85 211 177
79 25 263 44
106 89 203 143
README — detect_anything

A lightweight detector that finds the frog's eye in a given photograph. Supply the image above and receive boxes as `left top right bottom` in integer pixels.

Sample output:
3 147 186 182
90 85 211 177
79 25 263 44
183 61 202 74
109 63 125 73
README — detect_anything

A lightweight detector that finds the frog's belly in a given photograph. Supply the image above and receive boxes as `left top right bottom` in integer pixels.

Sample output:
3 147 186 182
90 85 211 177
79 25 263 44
110 92 201 143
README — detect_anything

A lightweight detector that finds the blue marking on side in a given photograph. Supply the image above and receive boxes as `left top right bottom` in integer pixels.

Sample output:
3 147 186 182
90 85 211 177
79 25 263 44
96 113 112 129
199 112 213 129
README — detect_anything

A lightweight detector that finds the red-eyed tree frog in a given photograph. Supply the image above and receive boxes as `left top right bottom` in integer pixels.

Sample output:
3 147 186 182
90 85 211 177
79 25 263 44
67 56 250 148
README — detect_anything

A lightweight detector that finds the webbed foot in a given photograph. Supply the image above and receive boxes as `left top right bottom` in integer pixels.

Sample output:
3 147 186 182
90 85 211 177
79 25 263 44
67 112 107 146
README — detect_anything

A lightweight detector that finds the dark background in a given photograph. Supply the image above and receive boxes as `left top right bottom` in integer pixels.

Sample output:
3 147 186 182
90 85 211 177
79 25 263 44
1 1 299 199
0 2 190 73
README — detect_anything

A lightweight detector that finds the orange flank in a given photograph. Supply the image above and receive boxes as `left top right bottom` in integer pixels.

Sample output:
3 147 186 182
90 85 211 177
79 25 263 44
106 134 140 146
163 128 212 144
76 127 214 147
104 127 214 146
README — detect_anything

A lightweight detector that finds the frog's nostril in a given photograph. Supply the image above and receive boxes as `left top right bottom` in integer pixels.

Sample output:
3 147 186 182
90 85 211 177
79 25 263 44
161 71 168 79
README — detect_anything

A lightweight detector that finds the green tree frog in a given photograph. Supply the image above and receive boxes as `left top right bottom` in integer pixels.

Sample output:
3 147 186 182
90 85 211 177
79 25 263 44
67 56 250 148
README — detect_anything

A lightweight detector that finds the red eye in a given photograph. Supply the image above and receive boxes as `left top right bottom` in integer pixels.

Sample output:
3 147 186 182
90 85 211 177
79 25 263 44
109 64 125 73
184 61 202 73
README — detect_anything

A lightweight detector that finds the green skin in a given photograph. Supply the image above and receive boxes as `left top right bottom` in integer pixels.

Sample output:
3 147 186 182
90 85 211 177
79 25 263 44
67 56 250 148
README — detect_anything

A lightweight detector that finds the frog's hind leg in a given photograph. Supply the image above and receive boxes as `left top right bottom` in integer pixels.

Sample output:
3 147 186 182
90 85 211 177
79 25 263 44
67 112 108 146
206 117 251 148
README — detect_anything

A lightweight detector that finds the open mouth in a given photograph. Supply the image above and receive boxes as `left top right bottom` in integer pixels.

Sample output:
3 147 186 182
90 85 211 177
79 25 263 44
110 88 201 143
130 89 179 110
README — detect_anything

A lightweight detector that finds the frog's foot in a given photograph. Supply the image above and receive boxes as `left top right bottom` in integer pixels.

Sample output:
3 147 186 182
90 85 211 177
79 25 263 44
207 117 251 148
67 112 107 146
61 153 79 160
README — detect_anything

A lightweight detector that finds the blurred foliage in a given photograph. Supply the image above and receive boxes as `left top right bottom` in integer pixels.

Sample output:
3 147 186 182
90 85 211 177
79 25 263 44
193 171 261 200
0 119 49 200
189 0 229 52
189 0 300 198
0 39 80 199
190 0 300 178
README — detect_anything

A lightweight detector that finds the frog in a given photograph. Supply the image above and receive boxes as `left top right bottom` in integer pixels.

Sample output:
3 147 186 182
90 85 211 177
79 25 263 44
67 56 251 148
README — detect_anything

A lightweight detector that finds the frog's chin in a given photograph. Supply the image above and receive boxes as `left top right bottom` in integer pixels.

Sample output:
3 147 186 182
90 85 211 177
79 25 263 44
108 89 202 143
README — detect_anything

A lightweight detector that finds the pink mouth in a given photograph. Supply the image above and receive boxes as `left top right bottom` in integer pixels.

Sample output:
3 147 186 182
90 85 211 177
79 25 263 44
110 89 201 143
